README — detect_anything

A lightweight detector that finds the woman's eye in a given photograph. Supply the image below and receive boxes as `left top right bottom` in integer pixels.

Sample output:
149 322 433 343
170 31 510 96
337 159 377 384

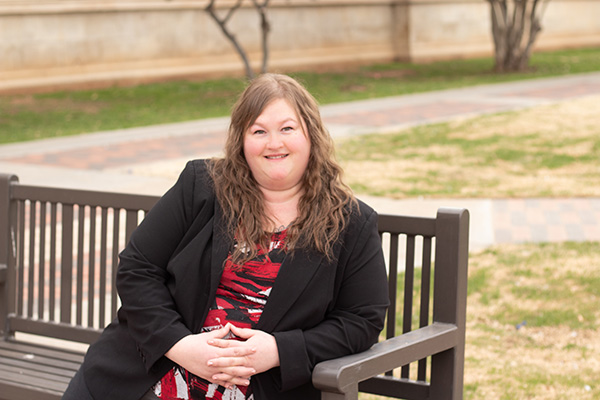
253 129 266 135
282 126 293 132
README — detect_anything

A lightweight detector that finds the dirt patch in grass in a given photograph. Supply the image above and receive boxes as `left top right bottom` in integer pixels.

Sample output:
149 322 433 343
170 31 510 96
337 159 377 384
338 95 600 198
363 69 417 79
464 242 600 399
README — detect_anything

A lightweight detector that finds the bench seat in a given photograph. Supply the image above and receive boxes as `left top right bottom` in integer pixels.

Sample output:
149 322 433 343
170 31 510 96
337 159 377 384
0 340 83 400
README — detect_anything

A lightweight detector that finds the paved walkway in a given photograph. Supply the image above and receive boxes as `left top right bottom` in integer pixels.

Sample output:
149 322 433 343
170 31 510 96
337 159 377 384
2 72 600 251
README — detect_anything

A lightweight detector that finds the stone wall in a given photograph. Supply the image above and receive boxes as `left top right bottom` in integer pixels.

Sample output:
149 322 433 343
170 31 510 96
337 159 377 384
1 0 599 91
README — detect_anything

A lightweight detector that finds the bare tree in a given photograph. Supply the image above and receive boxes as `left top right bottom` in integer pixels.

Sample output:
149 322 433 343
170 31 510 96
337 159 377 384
487 0 550 72
205 0 271 80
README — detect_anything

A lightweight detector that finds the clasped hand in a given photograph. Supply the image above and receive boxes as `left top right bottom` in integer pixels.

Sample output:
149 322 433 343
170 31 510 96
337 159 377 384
165 323 280 389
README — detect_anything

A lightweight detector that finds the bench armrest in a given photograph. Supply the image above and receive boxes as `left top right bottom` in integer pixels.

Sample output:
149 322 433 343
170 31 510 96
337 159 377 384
0 263 6 284
312 322 458 395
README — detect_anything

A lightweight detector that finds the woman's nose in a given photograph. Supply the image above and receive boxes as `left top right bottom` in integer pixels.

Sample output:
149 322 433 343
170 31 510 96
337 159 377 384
266 132 283 149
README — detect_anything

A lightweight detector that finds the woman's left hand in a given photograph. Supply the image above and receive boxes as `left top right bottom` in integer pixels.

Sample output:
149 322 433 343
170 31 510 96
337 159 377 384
207 325 280 384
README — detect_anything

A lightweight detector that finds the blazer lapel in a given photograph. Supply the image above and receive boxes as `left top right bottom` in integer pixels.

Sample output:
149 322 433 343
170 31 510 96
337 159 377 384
210 202 230 297
190 200 230 333
256 248 325 332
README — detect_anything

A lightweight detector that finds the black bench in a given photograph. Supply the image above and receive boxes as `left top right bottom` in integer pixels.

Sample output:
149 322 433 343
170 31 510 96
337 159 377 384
0 173 469 400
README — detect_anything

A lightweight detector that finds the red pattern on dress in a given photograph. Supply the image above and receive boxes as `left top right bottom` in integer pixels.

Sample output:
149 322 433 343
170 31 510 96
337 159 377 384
154 231 287 400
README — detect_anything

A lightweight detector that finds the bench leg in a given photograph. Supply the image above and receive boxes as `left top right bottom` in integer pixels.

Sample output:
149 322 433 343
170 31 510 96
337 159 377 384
429 348 464 400
320 384 358 400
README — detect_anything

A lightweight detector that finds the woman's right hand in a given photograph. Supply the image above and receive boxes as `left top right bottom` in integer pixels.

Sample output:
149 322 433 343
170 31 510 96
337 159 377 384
165 324 257 388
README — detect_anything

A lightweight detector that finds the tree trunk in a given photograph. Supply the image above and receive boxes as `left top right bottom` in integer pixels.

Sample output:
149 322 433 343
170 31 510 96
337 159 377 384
488 0 549 72
252 0 270 75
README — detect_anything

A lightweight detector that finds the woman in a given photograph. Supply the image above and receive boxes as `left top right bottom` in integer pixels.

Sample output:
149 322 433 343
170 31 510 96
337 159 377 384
63 73 389 400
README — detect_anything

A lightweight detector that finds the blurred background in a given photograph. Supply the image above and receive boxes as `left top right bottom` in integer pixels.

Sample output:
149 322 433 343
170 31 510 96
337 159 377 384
0 1 599 399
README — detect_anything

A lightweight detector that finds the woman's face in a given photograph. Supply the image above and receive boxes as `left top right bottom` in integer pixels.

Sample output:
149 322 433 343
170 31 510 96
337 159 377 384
243 98 311 193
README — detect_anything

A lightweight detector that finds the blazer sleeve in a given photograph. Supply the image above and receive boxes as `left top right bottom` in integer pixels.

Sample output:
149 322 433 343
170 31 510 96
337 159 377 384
273 206 389 391
115 160 209 371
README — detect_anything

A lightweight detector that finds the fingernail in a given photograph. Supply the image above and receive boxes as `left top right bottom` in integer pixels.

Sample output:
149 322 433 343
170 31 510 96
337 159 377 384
207 361 213 366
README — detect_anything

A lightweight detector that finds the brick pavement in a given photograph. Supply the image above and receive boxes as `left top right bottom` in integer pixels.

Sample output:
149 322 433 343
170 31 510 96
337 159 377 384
324 100 507 128
492 198 600 244
6 132 226 170
498 79 600 100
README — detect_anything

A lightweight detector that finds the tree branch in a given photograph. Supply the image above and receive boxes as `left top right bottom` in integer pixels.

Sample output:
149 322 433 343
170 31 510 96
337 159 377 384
205 0 255 79
224 0 244 24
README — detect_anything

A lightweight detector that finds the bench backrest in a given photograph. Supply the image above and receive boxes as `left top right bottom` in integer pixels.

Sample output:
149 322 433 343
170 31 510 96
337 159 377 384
0 174 159 344
360 210 469 399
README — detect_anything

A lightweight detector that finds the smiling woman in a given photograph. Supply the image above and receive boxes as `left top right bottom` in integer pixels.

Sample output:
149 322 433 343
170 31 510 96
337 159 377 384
62 73 389 400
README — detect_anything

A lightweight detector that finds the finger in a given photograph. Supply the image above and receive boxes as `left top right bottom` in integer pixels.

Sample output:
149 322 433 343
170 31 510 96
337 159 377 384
210 379 249 389
211 380 234 389
208 340 256 356
228 324 254 339
209 338 250 348
209 378 237 390
222 323 236 333
208 356 256 369
212 365 255 379
213 367 256 378
211 374 251 387
207 338 236 348
209 324 232 338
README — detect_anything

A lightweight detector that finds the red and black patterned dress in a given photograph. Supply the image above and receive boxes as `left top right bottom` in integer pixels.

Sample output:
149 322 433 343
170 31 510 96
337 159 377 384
152 230 287 400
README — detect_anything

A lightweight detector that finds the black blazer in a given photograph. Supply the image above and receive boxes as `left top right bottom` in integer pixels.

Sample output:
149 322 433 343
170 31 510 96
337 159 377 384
78 160 389 399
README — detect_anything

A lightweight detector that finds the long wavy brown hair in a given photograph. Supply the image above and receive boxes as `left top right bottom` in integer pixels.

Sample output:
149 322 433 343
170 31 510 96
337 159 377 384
208 73 356 265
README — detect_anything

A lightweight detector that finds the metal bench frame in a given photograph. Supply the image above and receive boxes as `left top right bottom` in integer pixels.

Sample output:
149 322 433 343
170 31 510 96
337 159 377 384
0 173 469 400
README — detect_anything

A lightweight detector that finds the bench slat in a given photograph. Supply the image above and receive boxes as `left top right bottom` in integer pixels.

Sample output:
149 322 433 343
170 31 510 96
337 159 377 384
0 341 84 363
377 214 436 236
0 342 78 400
0 358 74 381
0 347 82 371
8 316 101 345
11 184 158 211
0 370 65 400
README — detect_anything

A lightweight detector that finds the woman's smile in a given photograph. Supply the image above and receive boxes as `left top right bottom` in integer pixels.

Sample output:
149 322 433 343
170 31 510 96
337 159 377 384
265 154 288 160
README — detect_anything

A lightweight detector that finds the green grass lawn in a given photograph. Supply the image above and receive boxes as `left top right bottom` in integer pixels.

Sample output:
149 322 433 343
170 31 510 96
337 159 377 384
361 242 600 400
463 242 600 400
1 47 600 144
337 93 600 198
